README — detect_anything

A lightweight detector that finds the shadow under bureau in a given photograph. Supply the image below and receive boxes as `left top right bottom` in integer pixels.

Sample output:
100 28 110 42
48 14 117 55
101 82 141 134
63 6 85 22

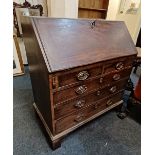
21 17 137 149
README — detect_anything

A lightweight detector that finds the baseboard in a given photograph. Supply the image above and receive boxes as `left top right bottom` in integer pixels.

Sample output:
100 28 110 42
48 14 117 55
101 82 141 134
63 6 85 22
33 100 123 141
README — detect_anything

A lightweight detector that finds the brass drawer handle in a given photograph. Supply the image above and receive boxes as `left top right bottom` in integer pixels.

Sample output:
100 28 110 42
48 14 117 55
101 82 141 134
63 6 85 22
74 114 84 122
77 71 89 81
74 100 85 108
106 99 113 106
116 62 124 70
99 77 103 83
96 90 101 96
109 86 117 93
75 85 87 95
113 74 120 81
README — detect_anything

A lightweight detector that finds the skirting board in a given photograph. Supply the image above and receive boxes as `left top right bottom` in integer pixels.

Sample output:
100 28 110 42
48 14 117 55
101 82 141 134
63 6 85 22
33 100 123 141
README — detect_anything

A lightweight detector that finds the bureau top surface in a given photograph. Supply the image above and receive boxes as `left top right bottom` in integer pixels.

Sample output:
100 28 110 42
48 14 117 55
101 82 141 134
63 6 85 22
31 17 137 73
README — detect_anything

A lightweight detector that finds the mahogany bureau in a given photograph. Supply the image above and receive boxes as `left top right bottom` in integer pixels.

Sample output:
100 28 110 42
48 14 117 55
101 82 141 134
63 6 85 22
21 17 137 149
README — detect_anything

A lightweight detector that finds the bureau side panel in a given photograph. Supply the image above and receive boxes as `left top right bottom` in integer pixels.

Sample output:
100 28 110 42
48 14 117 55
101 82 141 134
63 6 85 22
21 17 53 132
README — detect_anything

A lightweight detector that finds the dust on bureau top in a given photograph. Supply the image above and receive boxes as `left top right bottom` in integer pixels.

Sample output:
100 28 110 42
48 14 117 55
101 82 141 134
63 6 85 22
31 17 137 73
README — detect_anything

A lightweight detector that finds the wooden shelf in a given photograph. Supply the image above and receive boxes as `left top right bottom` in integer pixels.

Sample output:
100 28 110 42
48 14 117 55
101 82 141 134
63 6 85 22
78 0 109 19
79 7 107 12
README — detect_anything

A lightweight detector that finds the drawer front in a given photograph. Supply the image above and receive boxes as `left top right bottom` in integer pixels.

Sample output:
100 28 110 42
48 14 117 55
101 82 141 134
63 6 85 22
52 63 103 89
53 68 131 103
103 56 135 74
50 56 135 90
54 79 128 119
55 92 123 134
99 67 132 85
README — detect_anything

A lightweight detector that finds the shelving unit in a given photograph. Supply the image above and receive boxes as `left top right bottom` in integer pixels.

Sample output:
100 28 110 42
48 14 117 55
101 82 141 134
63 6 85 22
78 0 109 19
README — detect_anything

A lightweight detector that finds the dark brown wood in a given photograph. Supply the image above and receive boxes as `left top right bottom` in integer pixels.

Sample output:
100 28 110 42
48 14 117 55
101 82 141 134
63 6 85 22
21 17 54 133
51 138 62 150
31 18 137 72
21 17 137 149
136 29 141 48
54 78 128 119
55 91 123 134
79 7 107 12
49 55 135 89
53 67 132 103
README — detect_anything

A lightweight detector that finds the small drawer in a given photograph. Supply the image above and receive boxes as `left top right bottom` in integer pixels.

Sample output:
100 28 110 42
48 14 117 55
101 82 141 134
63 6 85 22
99 67 132 85
54 79 128 119
53 78 101 103
53 68 131 103
103 56 135 74
51 63 103 89
50 56 135 91
55 92 123 134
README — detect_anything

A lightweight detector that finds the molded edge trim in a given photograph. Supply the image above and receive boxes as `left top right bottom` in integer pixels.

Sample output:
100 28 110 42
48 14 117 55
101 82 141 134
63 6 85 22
33 100 123 141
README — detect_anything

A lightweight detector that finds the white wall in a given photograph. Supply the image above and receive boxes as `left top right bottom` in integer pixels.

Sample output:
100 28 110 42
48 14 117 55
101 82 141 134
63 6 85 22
65 0 78 18
47 0 78 18
116 4 141 43
107 0 141 44
106 0 120 20
47 0 65 17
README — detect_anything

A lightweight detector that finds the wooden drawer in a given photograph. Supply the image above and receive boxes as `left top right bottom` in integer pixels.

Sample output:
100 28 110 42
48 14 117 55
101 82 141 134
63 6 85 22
50 56 135 90
55 91 123 134
51 63 103 89
54 78 128 119
99 67 132 86
103 56 135 74
53 68 131 103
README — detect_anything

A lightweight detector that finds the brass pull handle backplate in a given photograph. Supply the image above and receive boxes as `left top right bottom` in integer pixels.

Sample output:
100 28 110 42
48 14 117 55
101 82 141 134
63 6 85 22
113 74 120 81
74 100 85 108
75 85 87 95
96 90 101 96
109 86 117 93
77 71 89 81
116 62 124 70
99 77 103 83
